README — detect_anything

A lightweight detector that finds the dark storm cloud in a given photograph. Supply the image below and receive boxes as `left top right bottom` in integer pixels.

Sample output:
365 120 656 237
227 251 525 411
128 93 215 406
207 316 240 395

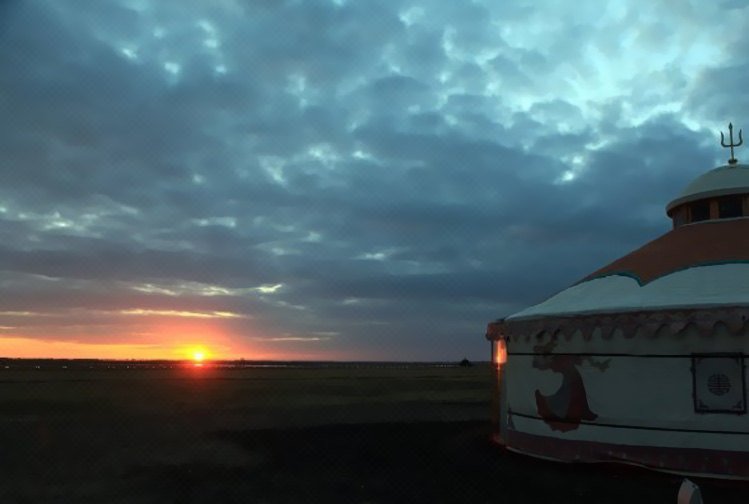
688 62 749 123
0 0 745 359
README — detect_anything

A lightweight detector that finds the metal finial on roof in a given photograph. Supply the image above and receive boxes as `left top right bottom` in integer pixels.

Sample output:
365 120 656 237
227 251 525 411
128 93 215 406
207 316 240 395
720 122 743 165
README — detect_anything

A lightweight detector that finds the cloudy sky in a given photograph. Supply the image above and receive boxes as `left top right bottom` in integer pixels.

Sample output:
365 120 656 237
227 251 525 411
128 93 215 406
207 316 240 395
0 0 747 361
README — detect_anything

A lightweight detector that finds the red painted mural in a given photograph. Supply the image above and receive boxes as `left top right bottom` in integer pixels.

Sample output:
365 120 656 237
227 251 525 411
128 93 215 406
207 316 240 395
532 341 610 432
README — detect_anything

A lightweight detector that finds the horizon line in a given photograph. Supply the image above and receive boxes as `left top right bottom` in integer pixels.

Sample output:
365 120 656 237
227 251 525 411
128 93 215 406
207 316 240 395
0 357 488 363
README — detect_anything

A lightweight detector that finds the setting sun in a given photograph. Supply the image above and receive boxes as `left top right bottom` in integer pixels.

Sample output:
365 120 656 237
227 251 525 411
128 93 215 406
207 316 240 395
192 350 205 362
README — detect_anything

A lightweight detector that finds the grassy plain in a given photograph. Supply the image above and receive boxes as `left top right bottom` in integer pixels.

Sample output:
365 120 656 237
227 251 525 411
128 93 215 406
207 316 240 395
0 363 744 503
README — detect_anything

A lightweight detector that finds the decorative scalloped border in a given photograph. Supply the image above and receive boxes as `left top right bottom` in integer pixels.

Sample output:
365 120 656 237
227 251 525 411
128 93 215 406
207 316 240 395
485 306 749 343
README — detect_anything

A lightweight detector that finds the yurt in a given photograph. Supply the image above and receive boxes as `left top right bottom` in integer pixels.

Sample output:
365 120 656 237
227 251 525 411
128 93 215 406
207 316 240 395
486 124 749 479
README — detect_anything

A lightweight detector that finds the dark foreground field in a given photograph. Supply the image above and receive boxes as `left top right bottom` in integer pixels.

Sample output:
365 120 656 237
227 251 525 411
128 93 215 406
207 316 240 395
0 363 746 503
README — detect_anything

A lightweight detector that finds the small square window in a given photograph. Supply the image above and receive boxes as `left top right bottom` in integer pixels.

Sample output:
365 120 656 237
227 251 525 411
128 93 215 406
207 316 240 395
690 201 710 222
718 196 743 219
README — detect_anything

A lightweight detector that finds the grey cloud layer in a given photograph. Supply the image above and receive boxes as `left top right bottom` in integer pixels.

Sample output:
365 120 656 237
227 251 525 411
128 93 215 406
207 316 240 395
0 0 744 359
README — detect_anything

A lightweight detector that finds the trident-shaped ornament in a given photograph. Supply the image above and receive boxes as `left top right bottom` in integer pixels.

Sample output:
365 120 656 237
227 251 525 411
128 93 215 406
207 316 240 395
720 122 743 165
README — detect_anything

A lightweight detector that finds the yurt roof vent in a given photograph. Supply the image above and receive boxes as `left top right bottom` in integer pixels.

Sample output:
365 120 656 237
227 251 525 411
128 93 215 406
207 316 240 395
666 123 749 227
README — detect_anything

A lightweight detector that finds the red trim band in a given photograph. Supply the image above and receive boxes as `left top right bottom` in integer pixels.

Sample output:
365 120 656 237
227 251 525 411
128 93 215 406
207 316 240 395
507 430 749 480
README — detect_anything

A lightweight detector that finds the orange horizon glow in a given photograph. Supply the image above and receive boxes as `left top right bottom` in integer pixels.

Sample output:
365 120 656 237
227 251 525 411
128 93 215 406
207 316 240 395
0 336 233 360
0 318 347 361
0 335 339 361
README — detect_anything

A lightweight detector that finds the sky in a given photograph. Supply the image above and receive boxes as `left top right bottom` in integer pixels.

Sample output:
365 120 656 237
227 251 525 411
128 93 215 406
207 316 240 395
0 0 748 361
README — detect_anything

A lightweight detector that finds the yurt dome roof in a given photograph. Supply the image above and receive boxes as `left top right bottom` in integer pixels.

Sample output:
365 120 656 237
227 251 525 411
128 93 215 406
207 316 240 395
666 163 749 214
506 125 749 323
507 219 749 321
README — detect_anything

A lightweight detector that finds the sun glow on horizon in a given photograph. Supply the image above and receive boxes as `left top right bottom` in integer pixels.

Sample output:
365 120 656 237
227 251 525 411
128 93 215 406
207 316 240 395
0 329 332 361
